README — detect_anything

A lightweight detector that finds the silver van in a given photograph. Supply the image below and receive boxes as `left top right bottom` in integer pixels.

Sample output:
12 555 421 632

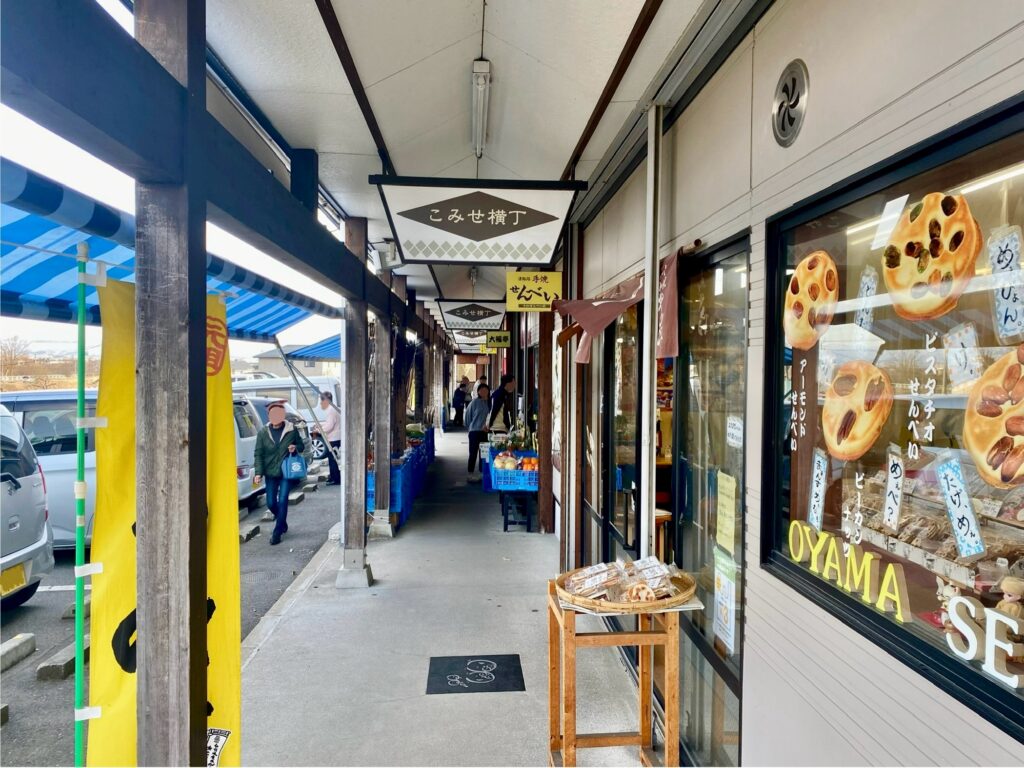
1 404 54 608
1 390 266 547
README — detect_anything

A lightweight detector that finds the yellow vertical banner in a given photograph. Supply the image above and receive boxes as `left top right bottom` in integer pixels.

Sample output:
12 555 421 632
87 280 137 767
205 296 241 765
87 286 241 766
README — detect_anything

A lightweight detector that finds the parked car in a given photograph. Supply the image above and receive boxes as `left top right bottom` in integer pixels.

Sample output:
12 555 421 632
233 398 264 511
244 397 315 465
1 389 268 547
231 375 341 425
1 404 54 608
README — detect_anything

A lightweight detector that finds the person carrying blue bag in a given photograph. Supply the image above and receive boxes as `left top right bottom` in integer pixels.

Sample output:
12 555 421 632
253 402 306 545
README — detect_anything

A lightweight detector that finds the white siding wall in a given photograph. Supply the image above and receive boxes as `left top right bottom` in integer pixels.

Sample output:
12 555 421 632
581 0 1024 763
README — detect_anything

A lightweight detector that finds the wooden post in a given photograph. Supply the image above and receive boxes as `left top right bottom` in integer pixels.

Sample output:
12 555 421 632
562 608 577 766
369 313 394 538
133 1 207 764
538 310 554 533
414 301 426 423
337 217 372 588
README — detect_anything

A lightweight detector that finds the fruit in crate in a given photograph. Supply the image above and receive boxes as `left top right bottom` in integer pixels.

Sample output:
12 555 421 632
494 451 518 470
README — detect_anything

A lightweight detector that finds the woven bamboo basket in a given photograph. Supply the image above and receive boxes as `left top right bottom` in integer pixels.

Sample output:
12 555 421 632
554 567 697 615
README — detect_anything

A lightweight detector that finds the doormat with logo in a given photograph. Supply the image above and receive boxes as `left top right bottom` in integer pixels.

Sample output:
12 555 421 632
426 654 525 695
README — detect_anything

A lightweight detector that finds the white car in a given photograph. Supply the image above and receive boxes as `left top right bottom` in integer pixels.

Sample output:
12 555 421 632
1 404 54 608
0 390 266 547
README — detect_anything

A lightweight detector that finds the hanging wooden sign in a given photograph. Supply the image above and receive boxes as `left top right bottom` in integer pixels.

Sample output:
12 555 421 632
486 330 511 348
506 272 561 312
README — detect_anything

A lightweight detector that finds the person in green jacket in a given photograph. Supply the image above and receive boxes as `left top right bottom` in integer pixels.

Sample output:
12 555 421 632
253 402 305 545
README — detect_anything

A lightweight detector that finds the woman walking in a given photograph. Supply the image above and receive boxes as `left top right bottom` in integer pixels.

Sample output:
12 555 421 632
465 383 491 482
253 402 305 545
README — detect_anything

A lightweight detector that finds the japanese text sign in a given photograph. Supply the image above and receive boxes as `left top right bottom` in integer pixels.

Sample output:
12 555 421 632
506 272 562 312
808 449 828 531
882 451 904 533
988 225 1024 342
935 454 987 561
486 330 511 348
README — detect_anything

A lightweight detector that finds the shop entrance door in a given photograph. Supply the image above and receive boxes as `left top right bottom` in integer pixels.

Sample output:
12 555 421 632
669 237 749 766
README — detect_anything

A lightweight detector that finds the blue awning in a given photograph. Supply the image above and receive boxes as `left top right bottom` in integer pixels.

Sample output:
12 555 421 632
1 159 341 342
286 335 341 362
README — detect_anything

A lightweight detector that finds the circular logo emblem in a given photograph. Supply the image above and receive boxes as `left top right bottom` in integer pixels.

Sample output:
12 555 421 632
772 59 809 148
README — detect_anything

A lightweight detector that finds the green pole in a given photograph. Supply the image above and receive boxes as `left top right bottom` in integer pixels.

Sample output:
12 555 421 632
74 246 87 766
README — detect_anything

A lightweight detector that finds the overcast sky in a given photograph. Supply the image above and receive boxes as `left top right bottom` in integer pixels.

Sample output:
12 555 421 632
1 0 343 361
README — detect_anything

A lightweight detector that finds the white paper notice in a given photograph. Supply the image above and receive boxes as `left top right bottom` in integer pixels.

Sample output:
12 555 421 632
713 547 737 656
882 452 904 533
935 454 987 561
988 225 1024 342
854 265 879 332
808 448 828 531
943 322 984 392
726 416 743 449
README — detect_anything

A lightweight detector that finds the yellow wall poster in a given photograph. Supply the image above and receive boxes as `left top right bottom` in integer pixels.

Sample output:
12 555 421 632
87 286 241 766
506 271 561 311
486 330 511 348
716 470 737 555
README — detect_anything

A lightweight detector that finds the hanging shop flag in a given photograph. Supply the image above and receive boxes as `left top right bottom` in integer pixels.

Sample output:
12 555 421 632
87 280 137 768
370 176 585 266
486 330 511 348
205 295 242 766
87 286 242 766
655 251 679 359
506 272 562 312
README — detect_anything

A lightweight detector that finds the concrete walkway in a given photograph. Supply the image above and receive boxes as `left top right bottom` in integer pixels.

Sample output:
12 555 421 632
242 429 640 766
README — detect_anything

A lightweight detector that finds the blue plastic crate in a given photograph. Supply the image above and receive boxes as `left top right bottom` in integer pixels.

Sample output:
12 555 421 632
488 448 539 492
491 468 539 492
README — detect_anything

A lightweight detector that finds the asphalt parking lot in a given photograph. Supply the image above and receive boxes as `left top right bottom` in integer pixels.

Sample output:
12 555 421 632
1 477 341 767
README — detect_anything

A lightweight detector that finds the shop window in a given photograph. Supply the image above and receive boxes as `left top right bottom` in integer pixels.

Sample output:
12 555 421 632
765 112 1024 740
609 306 640 553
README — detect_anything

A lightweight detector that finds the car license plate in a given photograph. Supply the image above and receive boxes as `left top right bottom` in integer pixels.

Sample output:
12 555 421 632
0 564 27 597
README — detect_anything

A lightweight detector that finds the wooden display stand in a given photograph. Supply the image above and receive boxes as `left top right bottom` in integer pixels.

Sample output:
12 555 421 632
547 581 681 767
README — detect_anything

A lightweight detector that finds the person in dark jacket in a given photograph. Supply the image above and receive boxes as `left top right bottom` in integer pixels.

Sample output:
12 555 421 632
452 378 469 427
488 374 516 431
253 402 305 545
465 383 491 480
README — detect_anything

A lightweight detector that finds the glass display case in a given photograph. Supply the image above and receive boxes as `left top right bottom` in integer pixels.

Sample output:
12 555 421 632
766 114 1024 740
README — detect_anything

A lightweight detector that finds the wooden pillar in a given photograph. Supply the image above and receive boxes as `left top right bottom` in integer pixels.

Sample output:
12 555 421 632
539 310 554 533
289 148 318 213
414 301 426 423
134 1 207 764
369 313 394 538
337 217 372 587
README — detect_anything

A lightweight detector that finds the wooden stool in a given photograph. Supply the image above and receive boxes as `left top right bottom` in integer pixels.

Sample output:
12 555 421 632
547 581 681 767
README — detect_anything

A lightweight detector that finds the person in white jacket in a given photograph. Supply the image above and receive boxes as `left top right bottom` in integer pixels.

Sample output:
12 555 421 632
317 391 342 485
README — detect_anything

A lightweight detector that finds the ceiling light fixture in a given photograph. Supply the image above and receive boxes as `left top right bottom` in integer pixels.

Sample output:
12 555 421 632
471 59 491 159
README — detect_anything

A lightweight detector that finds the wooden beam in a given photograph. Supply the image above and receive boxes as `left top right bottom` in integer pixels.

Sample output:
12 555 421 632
538 310 554 533
1 2 400 315
1 0 184 183
133 0 206 764
289 148 318 212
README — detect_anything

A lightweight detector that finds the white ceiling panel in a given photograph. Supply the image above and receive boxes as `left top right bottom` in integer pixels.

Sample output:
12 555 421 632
330 0 483 88
242 91 377 155
365 34 481 149
484 1 643 92
577 0 707 173
208 0 353 96
432 264 508 301
390 113 474 177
